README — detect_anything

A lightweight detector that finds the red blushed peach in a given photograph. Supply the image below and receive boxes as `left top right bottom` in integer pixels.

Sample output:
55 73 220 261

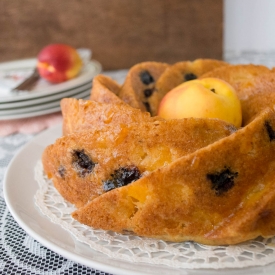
158 78 242 128
37 44 82 83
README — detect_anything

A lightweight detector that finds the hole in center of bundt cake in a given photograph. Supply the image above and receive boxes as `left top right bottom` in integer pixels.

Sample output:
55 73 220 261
72 149 96 177
207 167 238 196
103 166 141 192
265 120 275 141
184 73 197 81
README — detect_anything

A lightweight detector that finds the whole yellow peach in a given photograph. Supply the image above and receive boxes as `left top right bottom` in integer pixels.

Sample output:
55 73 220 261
158 78 242 127
37 44 82 83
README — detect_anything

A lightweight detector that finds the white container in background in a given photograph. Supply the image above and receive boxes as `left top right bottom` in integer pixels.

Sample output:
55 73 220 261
224 0 275 68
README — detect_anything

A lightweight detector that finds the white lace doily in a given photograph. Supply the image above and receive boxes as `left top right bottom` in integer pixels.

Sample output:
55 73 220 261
34 161 275 270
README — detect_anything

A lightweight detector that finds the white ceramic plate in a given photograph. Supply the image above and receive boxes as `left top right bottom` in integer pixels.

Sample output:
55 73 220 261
0 89 90 116
0 106 63 120
0 81 92 109
0 91 90 120
3 124 275 275
0 58 101 102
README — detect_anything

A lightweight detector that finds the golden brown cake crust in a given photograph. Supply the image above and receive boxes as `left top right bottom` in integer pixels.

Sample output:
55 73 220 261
200 64 271 93
90 74 122 105
72 108 275 245
42 117 236 208
236 72 275 125
118 61 169 115
60 98 157 135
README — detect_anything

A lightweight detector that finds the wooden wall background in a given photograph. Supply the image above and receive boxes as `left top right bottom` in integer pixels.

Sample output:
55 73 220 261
0 0 223 70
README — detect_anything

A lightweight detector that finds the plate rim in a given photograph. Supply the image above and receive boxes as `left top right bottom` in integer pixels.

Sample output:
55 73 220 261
0 106 62 120
0 81 92 109
3 124 275 275
0 88 91 115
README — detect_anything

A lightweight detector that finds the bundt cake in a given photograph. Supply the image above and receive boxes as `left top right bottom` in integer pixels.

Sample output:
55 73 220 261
72 108 275 245
41 58 275 246
42 117 235 208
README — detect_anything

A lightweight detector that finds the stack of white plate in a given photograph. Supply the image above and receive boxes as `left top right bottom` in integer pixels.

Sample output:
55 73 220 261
0 58 102 120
